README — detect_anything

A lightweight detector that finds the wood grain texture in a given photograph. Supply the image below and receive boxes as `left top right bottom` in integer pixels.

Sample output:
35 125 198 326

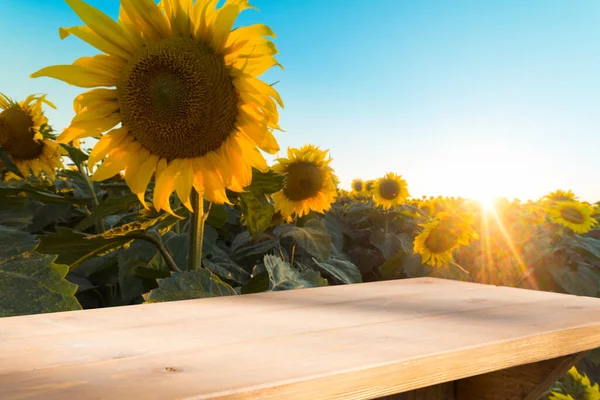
2 277 600 400
455 352 587 400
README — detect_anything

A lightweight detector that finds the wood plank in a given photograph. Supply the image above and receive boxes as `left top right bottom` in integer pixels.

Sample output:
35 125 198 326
0 278 508 340
2 278 600 400
455 352 587 400
0 278 568 373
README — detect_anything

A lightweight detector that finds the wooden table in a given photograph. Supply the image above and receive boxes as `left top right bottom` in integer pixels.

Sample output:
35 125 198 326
2 277 600 399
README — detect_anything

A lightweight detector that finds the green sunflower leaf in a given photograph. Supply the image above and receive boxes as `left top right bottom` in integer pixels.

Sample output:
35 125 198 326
239 191 274 239
548 263 600 297
0 182 89 204
0 196 37 229
143 269 237 303
36 211 181 269
244 167 285 195
274 219 331 261
61 144 89 168
369 230 407 259
205 203 228 228
311 257 362 284
0 225 81 317
75 194 141 231
263 255 328 291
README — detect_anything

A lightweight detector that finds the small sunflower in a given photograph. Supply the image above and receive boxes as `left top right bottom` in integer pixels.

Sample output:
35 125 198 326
272 145 337 220
372 172 409 210
0 93 65 179
545 189 577 203
32 0 283 214
547 200 597 234
364 179 375 195
413 211 477 267
550 367 600 400
351 178 365 195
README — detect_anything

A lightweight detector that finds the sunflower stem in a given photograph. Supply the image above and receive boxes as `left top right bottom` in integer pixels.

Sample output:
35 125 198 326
134 233 182 273
77 163 104 234
188 189 205 271
384 210 389 234
173 196 181 234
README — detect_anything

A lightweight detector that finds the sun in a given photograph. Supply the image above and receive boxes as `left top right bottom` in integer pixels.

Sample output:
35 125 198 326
475 194 496 212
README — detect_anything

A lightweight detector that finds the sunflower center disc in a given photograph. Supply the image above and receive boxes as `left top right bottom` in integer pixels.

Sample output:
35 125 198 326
353 181 363 191
117 38 239 160
283 162 325 201
0 108 43 160
560 207 585 224
379 179 400 200
425 223 459 253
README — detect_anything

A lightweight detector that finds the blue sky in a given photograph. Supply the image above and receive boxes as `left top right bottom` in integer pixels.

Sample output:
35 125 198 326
1 0 599 202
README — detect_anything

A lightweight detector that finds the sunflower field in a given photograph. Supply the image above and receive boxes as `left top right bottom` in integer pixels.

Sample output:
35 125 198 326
1 0 600 398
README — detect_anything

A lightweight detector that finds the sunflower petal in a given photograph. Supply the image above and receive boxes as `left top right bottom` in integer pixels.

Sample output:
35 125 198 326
121 0 170 40
64 0 137 56
59 113 122 143
91 153 128 181
153 159 179 215
124 146 153 208
72 100 120 124
210 3 242 51
73 54 126 80
31 65 117 88
73 88 118 113
174 158 194 212
88 127 129 166
58 26 132 60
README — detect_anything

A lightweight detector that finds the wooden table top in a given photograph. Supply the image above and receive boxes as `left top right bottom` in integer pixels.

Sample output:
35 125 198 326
2 277 600 400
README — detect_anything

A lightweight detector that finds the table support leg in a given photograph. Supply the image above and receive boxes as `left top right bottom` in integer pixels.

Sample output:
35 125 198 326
374 352 587 400
455 351 588 400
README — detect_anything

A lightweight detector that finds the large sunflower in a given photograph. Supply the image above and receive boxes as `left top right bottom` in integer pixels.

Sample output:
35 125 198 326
372 172 409 209
271 145 337 221
0 93 65 179
547 200 597 234
32 0 282 214
413 211 477 267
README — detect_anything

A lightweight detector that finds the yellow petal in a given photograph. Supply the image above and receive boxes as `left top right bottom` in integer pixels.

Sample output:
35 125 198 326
31 65 117 88
73 54 126 80
258 129 279 154
88 127 129 166
210 3 242 51
226 24 275 50
155 157 168 181
234 75 283 108
128 152 159 208
124 146 149 204
121 0 170 40
59 113 122 143
193 158 229 204
172 0 194 38
194 0 218 39
72 100 120 124
73 88 117 113
91 154 128 181
65 0 137 56
233 56 281 77
192 164 205 197
58 26 131 60
174 158 194 212
153 159 179 215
